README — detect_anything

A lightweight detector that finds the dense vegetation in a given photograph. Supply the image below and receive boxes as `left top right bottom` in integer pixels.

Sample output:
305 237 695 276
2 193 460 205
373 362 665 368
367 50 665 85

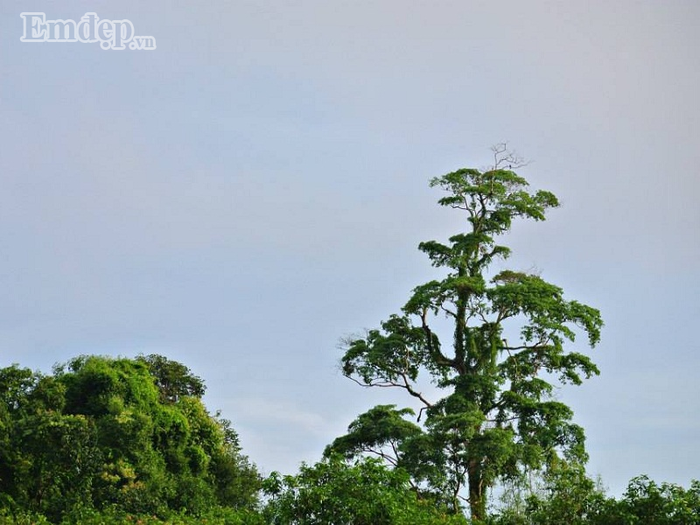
0 357 698 524
0 355 260 524
1 154 697 523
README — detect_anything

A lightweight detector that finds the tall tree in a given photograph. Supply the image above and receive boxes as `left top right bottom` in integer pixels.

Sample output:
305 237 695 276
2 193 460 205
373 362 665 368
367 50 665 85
328 146 603 521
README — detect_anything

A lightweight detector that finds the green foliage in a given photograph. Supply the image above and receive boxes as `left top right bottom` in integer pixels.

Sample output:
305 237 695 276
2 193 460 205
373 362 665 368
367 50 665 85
333 147 603 521
262 455 467 524
0 355 260 523
489 468 700 525
502 462 606 525
0 506 264 525
325 405 422 463
599 476 700 525
137 354 206 403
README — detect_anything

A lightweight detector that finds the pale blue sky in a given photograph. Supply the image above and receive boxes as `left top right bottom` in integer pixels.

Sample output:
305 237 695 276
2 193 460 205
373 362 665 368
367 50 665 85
1 0 698 497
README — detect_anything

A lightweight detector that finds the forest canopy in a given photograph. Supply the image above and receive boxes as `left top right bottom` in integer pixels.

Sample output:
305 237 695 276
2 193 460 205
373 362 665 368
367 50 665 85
0 354 260 523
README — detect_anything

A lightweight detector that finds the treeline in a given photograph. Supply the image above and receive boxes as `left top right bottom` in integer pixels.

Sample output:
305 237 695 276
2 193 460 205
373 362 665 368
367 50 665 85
0 355 698 524
2 161 698 523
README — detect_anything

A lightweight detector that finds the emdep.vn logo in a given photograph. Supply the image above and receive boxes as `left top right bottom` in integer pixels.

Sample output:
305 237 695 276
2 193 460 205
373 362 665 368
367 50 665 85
20 12 156 50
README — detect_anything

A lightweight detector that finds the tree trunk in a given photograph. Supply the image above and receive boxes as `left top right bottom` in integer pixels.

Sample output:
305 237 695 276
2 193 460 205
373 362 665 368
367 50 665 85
468 459 486 522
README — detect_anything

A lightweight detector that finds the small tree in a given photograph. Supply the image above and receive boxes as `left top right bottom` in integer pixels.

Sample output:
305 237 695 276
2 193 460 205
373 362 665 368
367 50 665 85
329 146 603 521
603 476 700 525
262 456 466 524
520 462 607 524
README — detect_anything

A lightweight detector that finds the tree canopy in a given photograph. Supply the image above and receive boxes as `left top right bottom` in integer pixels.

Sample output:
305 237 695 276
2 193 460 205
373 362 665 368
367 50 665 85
262 455 467 525
0 355 259 523
328 146 604 521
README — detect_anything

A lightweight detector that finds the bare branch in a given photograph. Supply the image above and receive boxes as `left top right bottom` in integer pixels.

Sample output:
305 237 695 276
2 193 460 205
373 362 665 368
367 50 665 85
440 305 457 318
365 447 399 467
490 142 531 170
399 371 433 408
346 376 402 389
346 371 433 408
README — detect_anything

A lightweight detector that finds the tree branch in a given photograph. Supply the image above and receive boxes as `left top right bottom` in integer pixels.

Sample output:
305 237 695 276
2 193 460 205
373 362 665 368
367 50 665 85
400 371 433 408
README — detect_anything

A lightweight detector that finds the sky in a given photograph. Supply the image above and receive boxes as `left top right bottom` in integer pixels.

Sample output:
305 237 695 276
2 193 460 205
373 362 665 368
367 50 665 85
1 0 699 498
